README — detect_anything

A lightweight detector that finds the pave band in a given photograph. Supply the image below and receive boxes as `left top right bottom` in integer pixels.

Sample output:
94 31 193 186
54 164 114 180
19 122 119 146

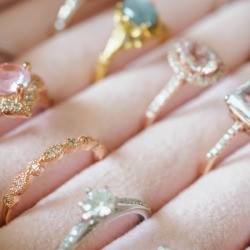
1 135 108 225
58 188 151 250
53 0 83 32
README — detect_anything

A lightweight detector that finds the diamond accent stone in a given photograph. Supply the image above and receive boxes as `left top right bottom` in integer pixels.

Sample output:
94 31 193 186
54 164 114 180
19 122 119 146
0 63 30 95
27 160 43 176
225 81 250 127
9 173 29 195
3 194 16 208
79 188 116 220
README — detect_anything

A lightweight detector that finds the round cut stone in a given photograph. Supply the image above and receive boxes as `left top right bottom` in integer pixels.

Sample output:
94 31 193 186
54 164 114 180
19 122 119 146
81 188 116 219
177 40 219 75
0 63 30 95
122 0 158 28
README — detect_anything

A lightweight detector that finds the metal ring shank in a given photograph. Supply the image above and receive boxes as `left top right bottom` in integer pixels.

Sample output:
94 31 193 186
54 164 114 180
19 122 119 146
58 198 151 250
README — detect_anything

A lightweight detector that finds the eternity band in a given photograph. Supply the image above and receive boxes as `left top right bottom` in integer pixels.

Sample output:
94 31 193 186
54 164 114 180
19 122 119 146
58 187 152 250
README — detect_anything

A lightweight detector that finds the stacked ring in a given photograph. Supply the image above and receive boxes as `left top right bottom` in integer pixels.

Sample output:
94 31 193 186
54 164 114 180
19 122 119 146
1 134 108 225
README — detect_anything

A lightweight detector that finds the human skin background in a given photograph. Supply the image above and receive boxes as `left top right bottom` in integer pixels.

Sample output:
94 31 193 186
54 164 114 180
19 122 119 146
0 0 249 249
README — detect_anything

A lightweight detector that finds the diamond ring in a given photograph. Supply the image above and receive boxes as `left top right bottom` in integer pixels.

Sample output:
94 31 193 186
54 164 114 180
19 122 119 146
203 81 250 174
1 135 108 225
93 0 169 82
53 0 84 33
145 38 226 127
0 62 52 118
58 187 152 250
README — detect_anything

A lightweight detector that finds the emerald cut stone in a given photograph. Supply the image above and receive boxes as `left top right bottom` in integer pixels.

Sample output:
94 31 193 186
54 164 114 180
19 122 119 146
122 0 158 27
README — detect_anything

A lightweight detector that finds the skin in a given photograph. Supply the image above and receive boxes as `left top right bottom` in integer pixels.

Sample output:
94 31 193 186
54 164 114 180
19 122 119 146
0 0 249 249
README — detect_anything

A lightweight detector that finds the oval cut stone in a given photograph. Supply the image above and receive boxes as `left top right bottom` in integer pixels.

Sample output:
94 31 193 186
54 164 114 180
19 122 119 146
177 40 219 75
122 0 158 28
0 63 30 95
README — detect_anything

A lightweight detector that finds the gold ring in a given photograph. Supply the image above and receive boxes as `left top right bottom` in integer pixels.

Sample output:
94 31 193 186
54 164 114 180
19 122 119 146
0 62 52 118
1 134 108 225
94 0 170 82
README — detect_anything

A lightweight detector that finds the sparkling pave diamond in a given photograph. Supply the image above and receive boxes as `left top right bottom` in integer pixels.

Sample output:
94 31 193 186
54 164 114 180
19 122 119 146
122 0 158 28
225 81 250 127
0 63 30 95
79 188 116 220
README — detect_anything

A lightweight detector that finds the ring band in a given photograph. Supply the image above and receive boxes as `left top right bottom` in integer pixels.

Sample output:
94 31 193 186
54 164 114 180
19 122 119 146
1 135 108 225
0 62 52 118
53 0 83 33
94 0 169 82
203 81 250 174
145 38 226 127
58 187 151 250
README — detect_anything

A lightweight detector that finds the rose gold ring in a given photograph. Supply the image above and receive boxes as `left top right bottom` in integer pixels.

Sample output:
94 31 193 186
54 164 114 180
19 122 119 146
144 38 226 127
1 134 108 225
0 62 52 118
202 81 250 174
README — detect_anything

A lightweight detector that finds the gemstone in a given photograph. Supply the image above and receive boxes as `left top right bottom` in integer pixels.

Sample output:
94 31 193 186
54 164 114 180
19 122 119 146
176 40 219 75
0 63 30 95
225 81 250 127
3 194 17 208
10 173 29 195
122 0 158 28
79 188 116 220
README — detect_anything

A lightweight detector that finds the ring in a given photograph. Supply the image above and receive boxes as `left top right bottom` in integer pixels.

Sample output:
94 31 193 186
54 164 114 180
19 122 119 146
94 0 169 82
0 62 51 118
203 81 250 174
58 187 151 250
53 0 83 33
1 135 108 225
144 38 226 127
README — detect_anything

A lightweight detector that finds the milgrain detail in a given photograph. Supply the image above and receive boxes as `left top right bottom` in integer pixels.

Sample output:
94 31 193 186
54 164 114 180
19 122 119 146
1 135 108 224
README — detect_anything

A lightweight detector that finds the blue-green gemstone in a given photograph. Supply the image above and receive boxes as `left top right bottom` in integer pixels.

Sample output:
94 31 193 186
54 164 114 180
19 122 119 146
122 0 158 27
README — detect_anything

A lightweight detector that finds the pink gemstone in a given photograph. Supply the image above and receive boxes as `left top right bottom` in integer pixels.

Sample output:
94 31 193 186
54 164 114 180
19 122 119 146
0 63 30 95
177 40 219 75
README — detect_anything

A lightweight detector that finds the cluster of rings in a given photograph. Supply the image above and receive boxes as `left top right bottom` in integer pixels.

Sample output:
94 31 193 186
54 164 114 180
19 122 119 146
0 0 249 250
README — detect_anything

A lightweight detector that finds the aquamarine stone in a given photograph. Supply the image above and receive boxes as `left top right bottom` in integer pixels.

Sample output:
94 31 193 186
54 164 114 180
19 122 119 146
122 0 158 28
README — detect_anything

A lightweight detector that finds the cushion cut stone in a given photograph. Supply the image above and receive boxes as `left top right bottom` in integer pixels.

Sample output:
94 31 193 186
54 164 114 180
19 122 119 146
122 0 158 27
226 81 250 127
0 63 30 95
81 188 116 219
177 40 219 75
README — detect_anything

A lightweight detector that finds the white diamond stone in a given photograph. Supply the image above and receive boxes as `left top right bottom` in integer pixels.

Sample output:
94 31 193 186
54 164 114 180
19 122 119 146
80 188 116 220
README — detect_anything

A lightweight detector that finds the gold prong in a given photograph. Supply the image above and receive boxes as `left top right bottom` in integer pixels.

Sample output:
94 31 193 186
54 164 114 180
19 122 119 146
22 62 31 70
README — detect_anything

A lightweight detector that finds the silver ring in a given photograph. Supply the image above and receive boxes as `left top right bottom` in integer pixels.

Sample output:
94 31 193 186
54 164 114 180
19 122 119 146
58 187 152 250
53 0 83 32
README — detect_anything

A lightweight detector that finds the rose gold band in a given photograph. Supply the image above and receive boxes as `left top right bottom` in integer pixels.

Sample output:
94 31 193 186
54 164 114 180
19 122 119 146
202 122 245 175
1 134 108 225
145 76 184 127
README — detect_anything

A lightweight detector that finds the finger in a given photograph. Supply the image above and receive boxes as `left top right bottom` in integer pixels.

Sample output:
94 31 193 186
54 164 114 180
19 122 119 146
0 63 249 249
0 0 116 56
1 0 249 135
105 144 250 250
